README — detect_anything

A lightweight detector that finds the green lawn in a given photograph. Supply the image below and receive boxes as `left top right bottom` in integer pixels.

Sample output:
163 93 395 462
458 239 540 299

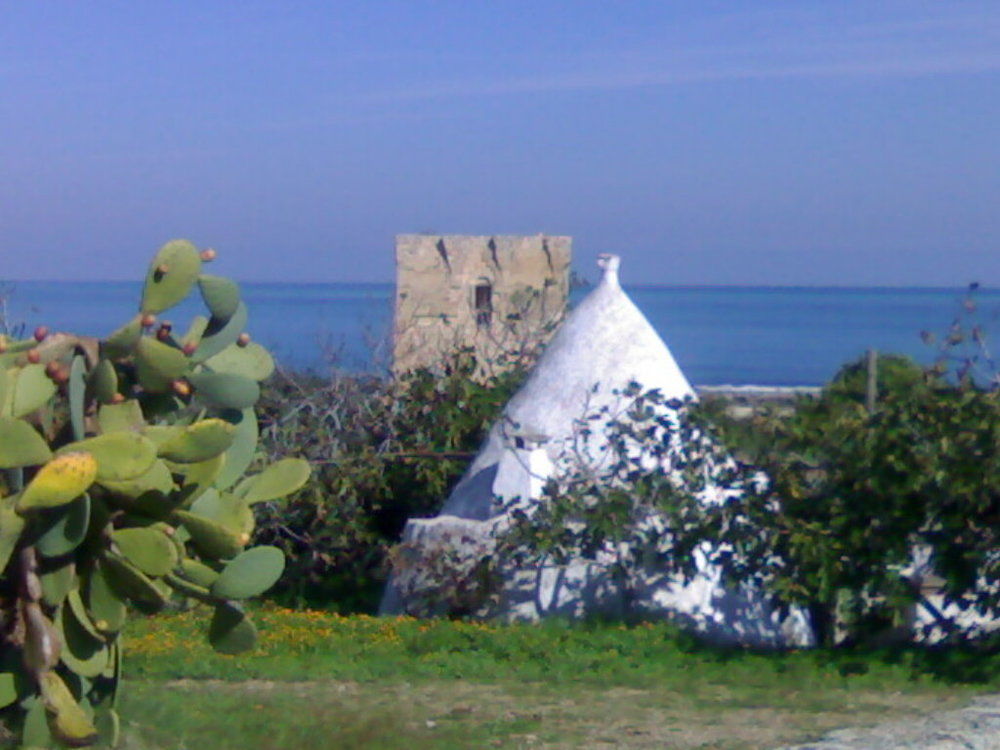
116 606 1000 749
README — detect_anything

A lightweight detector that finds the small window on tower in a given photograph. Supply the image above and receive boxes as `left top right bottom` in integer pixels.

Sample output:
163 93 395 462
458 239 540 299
474 282 492 328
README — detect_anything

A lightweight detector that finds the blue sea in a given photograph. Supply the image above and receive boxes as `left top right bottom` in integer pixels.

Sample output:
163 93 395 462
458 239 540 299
4 281 997 387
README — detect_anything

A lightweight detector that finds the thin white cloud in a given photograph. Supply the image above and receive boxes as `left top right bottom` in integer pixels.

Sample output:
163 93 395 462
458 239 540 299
363 6 1000 103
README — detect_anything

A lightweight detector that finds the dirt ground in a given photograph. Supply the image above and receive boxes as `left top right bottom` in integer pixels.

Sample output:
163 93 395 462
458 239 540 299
153 678 974 749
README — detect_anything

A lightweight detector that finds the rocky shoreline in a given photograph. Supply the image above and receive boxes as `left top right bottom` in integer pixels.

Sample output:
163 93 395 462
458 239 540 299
696 384 821 419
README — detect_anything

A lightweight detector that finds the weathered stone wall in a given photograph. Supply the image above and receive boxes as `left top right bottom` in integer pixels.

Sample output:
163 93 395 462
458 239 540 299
393 234 571 375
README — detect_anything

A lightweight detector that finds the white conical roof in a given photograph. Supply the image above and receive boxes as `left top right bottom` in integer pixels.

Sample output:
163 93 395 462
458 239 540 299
441 254 695 520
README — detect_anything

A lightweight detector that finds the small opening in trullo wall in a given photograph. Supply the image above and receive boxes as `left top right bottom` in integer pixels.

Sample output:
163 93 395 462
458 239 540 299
474 282 492 328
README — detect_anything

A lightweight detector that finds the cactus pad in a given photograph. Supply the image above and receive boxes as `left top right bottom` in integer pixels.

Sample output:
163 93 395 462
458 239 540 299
88 358 119 403
140 239 203 314
98 399 146 434
188 371 260 410
101 459 175 500
205 341 275 381
36 494 91 558
100 552 168 612
192 301 248 362
10 363 57 418
39 670 99 746
69 354 87 441
210 546 285 600
0 498 25 571
157 418 236 463
189 488 253 535
235 458 311 505
39 562 76 607
136 336 190 392
0 416 52 468
87 562 127 635
214 408 258 490
60 432 157 482
208 602 258 655
111 527 179 577
198 274 241 321
57 603 111 679
17 452 98 513
103 314 144 359
178 558 220 588
174 510 246 560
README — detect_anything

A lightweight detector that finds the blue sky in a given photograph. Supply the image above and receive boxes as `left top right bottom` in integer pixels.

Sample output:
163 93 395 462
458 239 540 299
2 1 998 285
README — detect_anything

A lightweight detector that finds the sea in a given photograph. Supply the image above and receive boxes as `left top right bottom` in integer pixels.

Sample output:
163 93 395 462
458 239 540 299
4 281 997 387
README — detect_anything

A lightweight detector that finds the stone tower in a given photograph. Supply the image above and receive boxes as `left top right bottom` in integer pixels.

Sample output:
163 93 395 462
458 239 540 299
392 234 571 375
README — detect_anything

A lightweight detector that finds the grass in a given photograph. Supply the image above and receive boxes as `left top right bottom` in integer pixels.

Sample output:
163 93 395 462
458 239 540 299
116 606 1000 749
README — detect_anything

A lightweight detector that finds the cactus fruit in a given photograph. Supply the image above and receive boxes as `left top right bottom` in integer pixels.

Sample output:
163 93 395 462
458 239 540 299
0 240 310 748
33 326 49 343
200 248 217 262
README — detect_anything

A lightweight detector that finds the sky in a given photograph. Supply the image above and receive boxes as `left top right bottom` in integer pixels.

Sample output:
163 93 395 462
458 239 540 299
1 1 998 286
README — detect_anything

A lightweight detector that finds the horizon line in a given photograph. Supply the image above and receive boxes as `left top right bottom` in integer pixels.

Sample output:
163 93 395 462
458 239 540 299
3 278 993 293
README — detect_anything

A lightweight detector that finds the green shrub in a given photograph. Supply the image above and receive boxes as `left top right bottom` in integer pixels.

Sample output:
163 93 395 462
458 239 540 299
499 352 1000 646
253 350 526 612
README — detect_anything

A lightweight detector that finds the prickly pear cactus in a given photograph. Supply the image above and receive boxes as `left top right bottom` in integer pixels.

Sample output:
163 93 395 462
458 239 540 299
0 240 311 748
